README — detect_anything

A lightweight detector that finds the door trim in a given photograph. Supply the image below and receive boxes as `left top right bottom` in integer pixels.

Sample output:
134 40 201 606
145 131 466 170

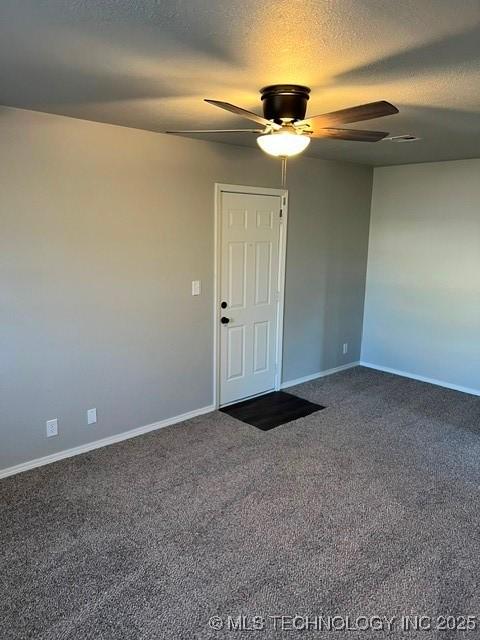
213 183 288 409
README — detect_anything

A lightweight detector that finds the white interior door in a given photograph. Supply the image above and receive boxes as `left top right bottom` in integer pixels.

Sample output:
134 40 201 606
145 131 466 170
219 190 282 406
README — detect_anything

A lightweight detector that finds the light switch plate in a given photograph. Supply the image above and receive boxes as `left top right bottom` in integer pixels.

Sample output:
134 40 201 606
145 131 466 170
192 280 201 296
87 408 97 425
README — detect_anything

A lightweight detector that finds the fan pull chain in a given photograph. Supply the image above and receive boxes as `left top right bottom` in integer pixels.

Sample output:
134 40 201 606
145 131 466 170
281 156 288 188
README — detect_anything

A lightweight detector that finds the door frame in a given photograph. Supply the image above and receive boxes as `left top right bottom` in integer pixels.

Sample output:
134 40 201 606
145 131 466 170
213 183 289 409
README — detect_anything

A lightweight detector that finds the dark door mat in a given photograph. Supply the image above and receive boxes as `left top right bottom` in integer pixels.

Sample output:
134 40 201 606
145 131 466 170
220 391 325 431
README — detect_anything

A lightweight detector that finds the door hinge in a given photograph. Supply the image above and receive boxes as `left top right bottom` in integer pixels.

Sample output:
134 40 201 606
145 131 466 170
279 209 283 218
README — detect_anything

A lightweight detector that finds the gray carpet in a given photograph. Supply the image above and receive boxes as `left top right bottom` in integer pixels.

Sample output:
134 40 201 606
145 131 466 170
2 367 480 639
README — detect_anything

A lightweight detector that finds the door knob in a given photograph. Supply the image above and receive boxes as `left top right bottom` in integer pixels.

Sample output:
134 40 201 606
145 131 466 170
220 316 230 324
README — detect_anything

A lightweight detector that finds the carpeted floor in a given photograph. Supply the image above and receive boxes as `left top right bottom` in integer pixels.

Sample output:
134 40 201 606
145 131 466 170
2 367 480 639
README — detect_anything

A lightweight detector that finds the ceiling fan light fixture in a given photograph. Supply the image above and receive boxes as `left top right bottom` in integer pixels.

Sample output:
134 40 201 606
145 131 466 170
256 131 311 157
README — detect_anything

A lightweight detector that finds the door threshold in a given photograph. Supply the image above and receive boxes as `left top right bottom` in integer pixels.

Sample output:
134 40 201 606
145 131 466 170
219 387 275 409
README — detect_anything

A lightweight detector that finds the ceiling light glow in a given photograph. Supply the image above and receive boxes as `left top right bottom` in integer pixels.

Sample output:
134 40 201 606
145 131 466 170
257 131 310 157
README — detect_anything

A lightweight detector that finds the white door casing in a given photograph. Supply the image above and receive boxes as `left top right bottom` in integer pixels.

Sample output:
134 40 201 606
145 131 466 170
217 187 286 406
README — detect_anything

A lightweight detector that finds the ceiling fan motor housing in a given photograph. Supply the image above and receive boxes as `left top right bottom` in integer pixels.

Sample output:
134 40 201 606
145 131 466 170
260 84 310 124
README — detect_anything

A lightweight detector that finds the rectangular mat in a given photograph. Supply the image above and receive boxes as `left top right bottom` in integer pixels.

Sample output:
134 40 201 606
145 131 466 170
221 391 325 431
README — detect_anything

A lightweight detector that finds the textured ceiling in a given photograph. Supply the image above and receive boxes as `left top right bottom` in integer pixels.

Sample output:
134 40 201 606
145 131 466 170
0 0 479 165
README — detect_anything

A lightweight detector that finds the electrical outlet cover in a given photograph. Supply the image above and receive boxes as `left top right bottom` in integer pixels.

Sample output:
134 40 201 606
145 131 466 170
191 280 201 296
46 418 58 438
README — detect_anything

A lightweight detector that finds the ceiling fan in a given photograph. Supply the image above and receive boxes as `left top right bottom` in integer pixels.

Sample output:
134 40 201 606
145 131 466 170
166 84 399 157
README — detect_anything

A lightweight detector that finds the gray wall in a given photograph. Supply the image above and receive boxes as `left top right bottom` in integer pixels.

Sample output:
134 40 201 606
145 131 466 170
1 106 372 469
362 159 480 392
284 159 372 381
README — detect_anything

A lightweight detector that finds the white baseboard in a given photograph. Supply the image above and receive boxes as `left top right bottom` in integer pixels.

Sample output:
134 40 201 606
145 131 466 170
0 404 215 480
360 361 480 397
281 361 360 389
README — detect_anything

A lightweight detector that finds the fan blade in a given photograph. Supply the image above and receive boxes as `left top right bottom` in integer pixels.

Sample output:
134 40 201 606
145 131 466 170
311 128 389 142
166 128 263 133
205 99 281 129
296 101 398 128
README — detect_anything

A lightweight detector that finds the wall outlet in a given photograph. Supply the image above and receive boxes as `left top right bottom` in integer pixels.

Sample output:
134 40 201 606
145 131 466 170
191 280 201 296
342 343 349 355
46 418 58 438
87 408 97 425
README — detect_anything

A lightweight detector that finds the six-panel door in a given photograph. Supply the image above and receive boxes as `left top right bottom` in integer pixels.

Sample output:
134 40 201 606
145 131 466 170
220 191 282 406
